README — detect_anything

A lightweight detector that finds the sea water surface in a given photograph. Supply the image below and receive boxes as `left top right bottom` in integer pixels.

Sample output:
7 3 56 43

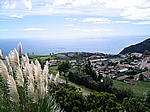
0 36 149 57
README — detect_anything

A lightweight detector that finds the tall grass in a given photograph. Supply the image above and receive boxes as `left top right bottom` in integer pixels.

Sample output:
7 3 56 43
0 42 61 112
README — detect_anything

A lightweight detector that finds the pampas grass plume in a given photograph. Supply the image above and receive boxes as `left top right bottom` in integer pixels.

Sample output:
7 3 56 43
9 49 20 69
5 56 10 66
0 60 9 83
49 74 53 83
54 72 59 85
35 59 42 84
24 64 30 77
43 61 48 86
16 67 24 87
33 90 39 103
0 49 2 59
18 42 22 56
27 81 35 99
7 75 19 102
40 82 45 99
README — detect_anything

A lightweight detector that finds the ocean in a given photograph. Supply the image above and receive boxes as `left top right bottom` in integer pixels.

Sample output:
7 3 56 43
0 36 149 57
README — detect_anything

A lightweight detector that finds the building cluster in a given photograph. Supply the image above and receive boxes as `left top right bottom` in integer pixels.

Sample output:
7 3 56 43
49 52 150 84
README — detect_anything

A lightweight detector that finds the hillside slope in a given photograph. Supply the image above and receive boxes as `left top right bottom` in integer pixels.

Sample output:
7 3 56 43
119 38 150 54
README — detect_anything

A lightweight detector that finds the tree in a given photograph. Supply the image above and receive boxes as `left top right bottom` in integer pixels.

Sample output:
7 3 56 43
143 90 150 108
139 74 144 81
144 50 150 56
84 60 98 81
54 84 84 112
112 88 134 102
58 60 71 83
122 98 150 112
84 91 120 111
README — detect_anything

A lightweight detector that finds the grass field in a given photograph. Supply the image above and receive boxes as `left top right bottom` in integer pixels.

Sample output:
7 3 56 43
113 80 150 98
28 52 89 62
29 55 52 61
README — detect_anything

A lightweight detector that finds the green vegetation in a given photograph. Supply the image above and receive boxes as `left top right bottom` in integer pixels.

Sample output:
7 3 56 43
29 55 51 61
144 50 150 56
68 61 134 102
120 38 150 54
58 60 71 83
1 42 150 111
113 80 150 98
53 84 84 112
28 52 150 108
122 97 150 112
49 66 58 74
0 49 61 112
50 84 149 112
143 90 150 108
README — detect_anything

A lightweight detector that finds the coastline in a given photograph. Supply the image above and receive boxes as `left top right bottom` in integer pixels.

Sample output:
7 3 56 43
0 36 148 57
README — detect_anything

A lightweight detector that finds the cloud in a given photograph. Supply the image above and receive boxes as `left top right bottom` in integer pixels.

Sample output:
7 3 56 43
24 28 45 31
114 21 130 24
1 0 150 21
83 17 111 24
121 7 150 20
73 28 93 33
23 0 32 9
65 24 74 26
71 0 93 7
53 0 93 7
98 0 145 9
73 28 114 33
65 18 77 21
93 29 114 32
53 0 68 6
0 29 9 32
1 0 32 10
2 1 16 9
52 0 150 21
132 21 150 25
9 14 23 18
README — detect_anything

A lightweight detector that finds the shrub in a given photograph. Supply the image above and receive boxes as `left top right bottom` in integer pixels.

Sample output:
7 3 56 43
0 43 61 112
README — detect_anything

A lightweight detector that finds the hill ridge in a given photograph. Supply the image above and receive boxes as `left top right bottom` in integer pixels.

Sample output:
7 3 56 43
119 38 150 54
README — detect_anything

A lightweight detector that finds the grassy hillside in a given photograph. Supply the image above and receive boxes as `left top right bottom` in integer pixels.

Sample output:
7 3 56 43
113 80 150 98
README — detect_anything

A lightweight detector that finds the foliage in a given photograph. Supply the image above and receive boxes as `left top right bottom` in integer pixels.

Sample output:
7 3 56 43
142 90 150 108
144 50 150 56
84 91 120 111
84 60 100 81
53 84 84 112
58 60 71 83
38 58 46 69
112 87 134 102
0 43 61 112
51 84 149 112
68 63 136 102
68 70 113 93
122 98 150 112
113 80 150 98
52 84 121 112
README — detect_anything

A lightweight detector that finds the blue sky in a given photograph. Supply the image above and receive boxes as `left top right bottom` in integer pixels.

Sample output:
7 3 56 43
0 0 150 39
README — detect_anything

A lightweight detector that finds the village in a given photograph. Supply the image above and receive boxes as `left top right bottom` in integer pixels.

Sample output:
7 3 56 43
48 52 150 85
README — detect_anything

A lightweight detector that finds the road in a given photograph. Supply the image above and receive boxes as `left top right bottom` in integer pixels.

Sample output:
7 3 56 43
51 75 91 96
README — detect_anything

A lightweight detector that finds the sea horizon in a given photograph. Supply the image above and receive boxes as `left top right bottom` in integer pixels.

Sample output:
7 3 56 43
0 36 149 57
